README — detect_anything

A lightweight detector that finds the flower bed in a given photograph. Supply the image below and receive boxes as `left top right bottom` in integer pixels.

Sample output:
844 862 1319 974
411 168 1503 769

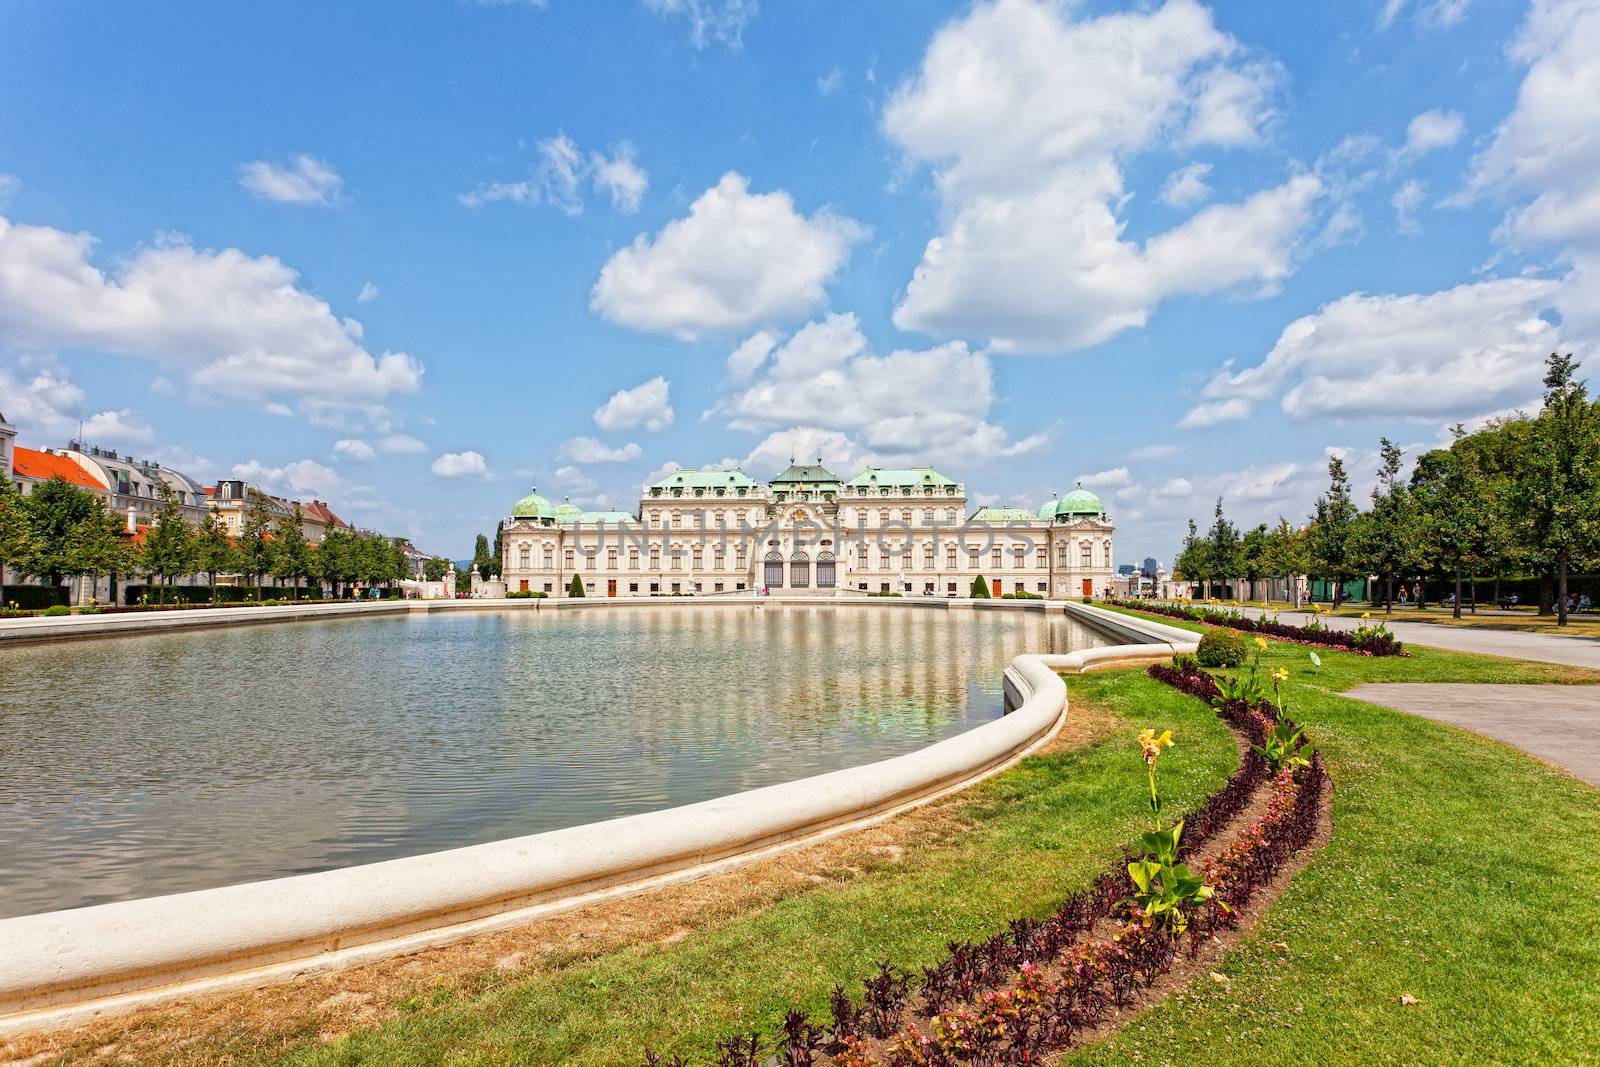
1109 599 1404 657
643 663 1328 1066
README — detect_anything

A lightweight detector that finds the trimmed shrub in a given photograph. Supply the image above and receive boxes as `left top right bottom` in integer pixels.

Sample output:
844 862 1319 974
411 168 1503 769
1196 628 1247 668
970 575 990 598
43 604 71 617
505 589 545 599
2 585 69 610
568 573 585 597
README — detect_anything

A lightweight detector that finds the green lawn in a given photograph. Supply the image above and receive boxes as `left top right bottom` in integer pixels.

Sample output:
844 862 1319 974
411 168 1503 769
269 678 1238 1066
204 631 1600 1065
1062 646 1600 1065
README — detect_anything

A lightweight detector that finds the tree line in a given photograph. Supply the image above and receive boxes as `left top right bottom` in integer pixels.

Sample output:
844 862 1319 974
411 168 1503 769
0 475 424 604
1173 352 1600 627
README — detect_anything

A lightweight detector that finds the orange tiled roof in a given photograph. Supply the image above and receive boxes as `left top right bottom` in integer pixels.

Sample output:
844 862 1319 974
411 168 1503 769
13 447 106 492
302 500 347 528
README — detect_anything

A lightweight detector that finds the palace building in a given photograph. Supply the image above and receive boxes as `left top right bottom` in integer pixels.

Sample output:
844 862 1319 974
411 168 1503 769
499 462 1114 599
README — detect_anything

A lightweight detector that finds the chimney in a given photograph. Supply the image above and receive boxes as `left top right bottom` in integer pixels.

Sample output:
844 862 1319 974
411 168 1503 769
126 506 137 534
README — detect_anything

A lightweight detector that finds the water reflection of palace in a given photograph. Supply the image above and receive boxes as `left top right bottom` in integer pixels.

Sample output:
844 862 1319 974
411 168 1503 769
501 462 1115 600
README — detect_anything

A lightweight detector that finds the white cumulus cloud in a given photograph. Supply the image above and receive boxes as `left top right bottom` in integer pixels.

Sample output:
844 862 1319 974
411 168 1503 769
333 438 376 462
0 215 424 409
882 0 1318 354
1160 163 1213 208
560 436 643 463
593 376 674 432
1181 276 1569 426
591 143 649 213
715 311 1047 467
239 155 344 205
431 450 490 478
590 172 866 339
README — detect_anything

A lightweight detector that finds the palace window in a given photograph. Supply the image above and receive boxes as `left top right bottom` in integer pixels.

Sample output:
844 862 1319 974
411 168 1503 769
1081 544 1092 566
900 509 912 524
764 551 785 588
1104 543 1112 567
816 551 836 588
946 545 957 568
565 549 576 568
790 551 810 588
629 551 640 570
1057 545 1069 567
650 552 661 569
518 546 530 568
969 549 980 567
992 548 1003 568
923 545 934 569
607 549 618 570
1036 549 1047 569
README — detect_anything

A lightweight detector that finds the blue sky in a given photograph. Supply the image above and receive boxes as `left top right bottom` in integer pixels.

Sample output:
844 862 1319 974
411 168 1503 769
2 0 1594 563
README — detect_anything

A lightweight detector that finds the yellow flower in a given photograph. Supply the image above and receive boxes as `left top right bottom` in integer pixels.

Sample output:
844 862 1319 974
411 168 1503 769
1361 611 1371 620
1254 636 1267 652
1272 668 1289 682
1138 728 1174 765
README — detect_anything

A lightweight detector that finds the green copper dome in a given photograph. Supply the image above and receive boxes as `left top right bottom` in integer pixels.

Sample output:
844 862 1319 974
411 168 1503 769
554 497 583 523
511 486 557 521
1040 482 1105 520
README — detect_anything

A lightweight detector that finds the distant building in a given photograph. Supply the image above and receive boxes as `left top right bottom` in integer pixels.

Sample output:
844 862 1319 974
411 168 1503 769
61 442 209 527
501 464 1115 599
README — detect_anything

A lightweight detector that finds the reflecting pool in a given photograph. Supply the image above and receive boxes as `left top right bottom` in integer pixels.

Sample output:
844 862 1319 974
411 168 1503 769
0 605 1109 917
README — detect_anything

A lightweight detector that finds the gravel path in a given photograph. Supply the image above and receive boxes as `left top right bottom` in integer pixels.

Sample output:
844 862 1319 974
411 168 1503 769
1344 683 1600 787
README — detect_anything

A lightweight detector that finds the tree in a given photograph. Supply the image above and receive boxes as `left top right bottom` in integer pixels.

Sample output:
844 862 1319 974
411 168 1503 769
66 506 133 602
16 477 106 588
568 571 586 597
424 557 449 582
1205 497 1240 600
1359 437 1416 614
191 512 236 603
140 482 194 604
1515 352 1600 626
271 504 314 600
1239 523 1270 602
237 489 275 602
970 574 990 598
472 533 495 578
1264 518 1310 606
1172 518 1208 598
491 520 504 577
1412 429 1495 619
1307 456 1357 607
0 474 34 592
318 528 358 598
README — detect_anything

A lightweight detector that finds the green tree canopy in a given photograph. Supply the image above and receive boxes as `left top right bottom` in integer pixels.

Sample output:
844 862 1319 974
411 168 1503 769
16 477 106 587
140 482 195 604
191 511 236 603
1514 352 1600 624
237 489 275 602
271 503 314 599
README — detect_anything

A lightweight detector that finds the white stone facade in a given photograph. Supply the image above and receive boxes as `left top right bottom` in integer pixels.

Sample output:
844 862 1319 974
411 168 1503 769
500 465 1115 599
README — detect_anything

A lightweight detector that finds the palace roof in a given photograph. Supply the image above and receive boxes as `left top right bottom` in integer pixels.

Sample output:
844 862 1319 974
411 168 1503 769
648 467 760 495
769 462 840 485
843 467 958 491
971 505 1038 523
1039 482 1106 520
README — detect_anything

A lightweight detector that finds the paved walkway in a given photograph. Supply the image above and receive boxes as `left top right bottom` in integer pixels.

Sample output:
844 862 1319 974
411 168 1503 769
1345 683 1600 787
1224 604 1600 670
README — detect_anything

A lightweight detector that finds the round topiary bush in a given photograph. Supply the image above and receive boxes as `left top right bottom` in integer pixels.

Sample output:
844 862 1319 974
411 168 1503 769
1196 628 1247 668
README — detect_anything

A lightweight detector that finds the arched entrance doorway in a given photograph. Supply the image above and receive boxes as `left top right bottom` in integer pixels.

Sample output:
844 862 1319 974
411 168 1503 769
790 551 810 588
816 551 836 589
764 551 784 589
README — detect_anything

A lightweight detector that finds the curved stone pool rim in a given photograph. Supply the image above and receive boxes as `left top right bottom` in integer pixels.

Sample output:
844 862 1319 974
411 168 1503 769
0 599 1197 1035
